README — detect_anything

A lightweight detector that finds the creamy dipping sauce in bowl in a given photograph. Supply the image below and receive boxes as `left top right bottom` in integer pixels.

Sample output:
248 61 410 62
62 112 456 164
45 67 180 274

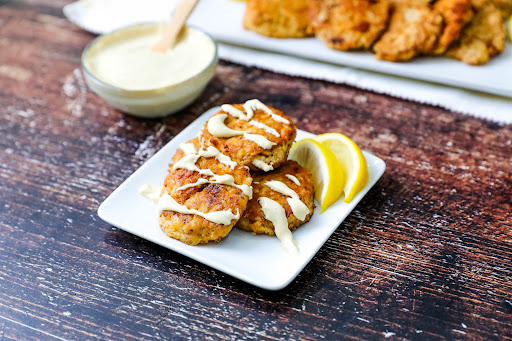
82 23 218 117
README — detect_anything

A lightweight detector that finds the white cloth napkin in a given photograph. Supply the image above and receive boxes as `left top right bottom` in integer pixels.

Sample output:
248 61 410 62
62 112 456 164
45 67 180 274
64 0 512 124
217 45 512 124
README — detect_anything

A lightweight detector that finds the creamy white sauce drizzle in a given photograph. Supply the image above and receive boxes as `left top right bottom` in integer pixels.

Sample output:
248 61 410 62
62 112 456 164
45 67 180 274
249 120 280 137
176 178 209 191
172 144 250 200
285 174 301 186
180 142 198 155
173 145 236 175
139 184 162 204
242 101 256 120
172 154 215 176
196 131 205 147
207 114 247 137
268 112 290 124
207 114 275 149
244 99 272 118
253 159 274 171
158 191 240 225
140 143 249 225
221 104 249 121
264 180 309 221
243 134 276 149
199 146 237 168
209 99 290 150
177 174 252 198
258 197 298 255
244 99 290 124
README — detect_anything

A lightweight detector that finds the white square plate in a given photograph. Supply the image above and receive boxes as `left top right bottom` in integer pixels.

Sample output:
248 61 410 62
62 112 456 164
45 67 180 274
98 107 386 290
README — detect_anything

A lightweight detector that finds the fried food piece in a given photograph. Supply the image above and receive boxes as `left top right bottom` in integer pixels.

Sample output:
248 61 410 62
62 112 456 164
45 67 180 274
201 103 297 172
172 137 202 164
308 0 390 50
237 160 315 235
489 0 512 17
159 143 252 245
243 0 313 38
469 0 512 15
446 1 506 65
432 0 474 54
373 4 443 61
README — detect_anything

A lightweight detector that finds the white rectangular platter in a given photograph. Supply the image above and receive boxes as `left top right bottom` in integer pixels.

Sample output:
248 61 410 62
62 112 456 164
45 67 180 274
98 107 386 290
188 0 512 98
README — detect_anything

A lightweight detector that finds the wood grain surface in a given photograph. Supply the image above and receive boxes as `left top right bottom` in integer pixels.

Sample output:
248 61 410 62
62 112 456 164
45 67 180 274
0 0 511 340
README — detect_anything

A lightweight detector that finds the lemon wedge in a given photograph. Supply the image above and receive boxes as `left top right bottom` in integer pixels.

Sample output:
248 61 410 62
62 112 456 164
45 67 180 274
289 139 345 213
313 133 369 203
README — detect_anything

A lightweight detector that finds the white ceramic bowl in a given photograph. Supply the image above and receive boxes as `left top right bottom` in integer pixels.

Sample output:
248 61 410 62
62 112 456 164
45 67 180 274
81 23 218 118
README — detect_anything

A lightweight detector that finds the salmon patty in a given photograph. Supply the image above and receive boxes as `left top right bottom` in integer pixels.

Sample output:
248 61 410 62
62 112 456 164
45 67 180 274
201 100 297 172
236 160 315 235
159 140 252 245
244 0 313 38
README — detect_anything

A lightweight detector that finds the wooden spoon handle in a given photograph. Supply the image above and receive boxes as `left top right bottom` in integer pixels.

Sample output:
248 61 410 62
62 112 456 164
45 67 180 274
152 0 200 53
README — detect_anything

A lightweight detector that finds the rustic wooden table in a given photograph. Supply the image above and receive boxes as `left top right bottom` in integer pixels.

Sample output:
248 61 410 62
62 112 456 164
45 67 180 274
1 1 511 340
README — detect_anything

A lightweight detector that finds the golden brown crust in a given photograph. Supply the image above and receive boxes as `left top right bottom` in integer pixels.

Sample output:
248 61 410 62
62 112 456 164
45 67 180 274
432 0 474 54
309 0 390 50
236 160 315 235
491 0 512 17
373 4 444 61
243 0 313 38
446 1 506 65
159 142 252 245
201 104 297 171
